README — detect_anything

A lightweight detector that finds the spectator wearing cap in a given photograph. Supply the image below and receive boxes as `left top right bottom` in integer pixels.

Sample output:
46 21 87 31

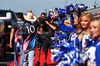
17 11 39 66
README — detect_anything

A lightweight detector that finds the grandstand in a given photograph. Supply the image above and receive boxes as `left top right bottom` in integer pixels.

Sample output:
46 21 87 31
83 6 100 18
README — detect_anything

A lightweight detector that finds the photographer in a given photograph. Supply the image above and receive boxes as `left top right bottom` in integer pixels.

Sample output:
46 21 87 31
41 18 57 66
35 13 48 66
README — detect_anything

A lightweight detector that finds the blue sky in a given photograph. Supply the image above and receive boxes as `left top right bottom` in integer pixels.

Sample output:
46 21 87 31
0 0 100 17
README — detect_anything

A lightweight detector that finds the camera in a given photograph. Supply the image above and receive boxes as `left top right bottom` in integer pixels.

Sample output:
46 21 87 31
39 17 48 25
39 17 49 32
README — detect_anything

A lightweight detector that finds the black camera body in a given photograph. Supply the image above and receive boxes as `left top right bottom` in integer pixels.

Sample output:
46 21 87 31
39 17 48 24
38 17 49 32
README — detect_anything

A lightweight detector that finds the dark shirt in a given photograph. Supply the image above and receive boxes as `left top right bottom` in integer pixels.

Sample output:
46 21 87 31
18 22 39 50
11 20 24 33
42 23 57 38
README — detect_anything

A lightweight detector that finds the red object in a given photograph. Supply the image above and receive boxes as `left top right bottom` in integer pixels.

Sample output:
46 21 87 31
9 48 56 66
